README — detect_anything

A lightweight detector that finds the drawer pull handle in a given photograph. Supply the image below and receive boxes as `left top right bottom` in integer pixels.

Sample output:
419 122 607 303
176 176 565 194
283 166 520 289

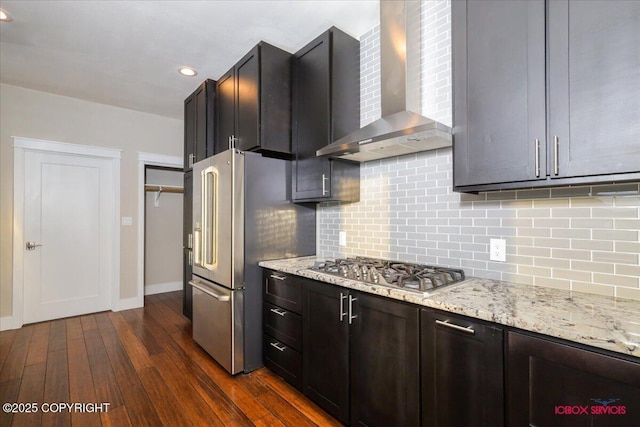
435 319 475 335
270 342 286 352
270 308 287 317
270 274 287 281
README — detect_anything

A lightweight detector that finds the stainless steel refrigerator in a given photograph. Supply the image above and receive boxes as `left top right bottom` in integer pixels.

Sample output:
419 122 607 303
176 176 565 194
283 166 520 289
189 149 315 374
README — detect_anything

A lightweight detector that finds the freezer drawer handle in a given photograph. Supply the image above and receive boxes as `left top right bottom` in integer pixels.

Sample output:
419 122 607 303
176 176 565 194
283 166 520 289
269 274 287 281
188 280 230 302
435 319 475 335
270 308 287 317
270 342 286 352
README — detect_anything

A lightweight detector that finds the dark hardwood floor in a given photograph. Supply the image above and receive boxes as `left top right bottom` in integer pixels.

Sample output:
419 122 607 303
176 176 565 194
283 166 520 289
0 291 341 426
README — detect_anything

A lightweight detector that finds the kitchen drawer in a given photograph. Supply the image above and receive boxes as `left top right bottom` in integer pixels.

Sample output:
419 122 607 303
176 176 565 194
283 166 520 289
263 270 302 314
263 334 302 390
263 302 302 351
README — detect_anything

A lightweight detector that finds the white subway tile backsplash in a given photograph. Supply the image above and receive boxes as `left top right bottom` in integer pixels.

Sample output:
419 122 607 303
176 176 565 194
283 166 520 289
316 0 640 301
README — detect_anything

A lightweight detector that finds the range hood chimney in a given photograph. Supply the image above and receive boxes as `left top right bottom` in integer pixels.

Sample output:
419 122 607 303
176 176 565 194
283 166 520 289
317 0 452 162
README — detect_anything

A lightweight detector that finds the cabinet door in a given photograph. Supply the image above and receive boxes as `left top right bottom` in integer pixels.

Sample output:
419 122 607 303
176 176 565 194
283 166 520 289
453 0 546 188
184 93 196 171
548 0 640 179
302 280 349 424
194 84 208 163
421 310 504 427
236 47 260 152
216 69 236 153
182 171 193 319
292 33 332 201
508 331 640 427
351 292 420 427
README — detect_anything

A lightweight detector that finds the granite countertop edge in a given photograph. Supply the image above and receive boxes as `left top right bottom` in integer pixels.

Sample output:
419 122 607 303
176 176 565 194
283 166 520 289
259 256 640 358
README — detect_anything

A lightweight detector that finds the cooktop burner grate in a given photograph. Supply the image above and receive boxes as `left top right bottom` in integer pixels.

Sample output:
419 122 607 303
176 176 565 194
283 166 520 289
311 257 465 293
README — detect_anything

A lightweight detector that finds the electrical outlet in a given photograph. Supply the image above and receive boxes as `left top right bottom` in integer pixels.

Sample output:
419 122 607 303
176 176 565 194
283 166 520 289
490 238 506 262
339 230 347 247
121 216 133 226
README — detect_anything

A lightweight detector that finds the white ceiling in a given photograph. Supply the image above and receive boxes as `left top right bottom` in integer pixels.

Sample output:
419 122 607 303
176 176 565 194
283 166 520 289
0 0 379 119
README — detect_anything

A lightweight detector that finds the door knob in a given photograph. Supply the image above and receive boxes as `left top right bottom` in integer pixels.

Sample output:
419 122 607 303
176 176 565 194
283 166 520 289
26 241 42 251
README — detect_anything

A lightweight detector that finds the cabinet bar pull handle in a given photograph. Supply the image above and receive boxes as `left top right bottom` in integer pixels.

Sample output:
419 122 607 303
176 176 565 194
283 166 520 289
435 319 475 335
554 135 559 175
269 274 287 281
270 308 287 317
534 139 540 178
321 174 328 196
339 293 348 322
188 249 192 266
270 342 286 352
348 295 357 324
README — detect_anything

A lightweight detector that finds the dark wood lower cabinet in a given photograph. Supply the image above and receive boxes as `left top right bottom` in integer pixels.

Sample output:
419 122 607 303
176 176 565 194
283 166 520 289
507 331 640 427
302 279 350 424
421 310 504 427
350 292 420 427
302 280 419 426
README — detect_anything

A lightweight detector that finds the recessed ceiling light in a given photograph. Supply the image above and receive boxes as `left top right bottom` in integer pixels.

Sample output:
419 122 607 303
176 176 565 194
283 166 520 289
178 67 197 77
0 8 13 22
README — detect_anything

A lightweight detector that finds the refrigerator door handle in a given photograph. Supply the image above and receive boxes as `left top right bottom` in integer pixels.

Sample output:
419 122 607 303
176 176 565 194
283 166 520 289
189 280 230 302
201 166 218 271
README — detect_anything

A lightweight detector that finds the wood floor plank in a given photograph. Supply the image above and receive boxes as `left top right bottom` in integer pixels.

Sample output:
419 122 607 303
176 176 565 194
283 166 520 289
12 362 45 427
83 328 125 409
237 372 317 427
0 325 33 382
150 351 225 425
42 349 70 427
119 384 163 427
1 291 334 427
80 315 98 331
0 329 18 371
48 319 66 353
107 312 153 371
25 322 50 366
97 318 142 391
0 379 21 427
255 368 342 427
137 366 193 427
67 336 100 427
65 317 83 342
100 405 132 427
119 309 164 356
170 330 272 422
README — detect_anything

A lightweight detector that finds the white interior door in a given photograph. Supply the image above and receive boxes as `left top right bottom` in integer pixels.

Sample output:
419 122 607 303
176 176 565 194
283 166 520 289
22 150 114 323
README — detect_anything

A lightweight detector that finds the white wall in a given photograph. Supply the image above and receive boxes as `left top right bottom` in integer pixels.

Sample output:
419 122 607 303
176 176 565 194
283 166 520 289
0 83 183 318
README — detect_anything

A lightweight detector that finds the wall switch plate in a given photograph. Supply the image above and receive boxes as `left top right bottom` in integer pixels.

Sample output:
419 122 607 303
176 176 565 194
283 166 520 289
121 216 133 226
490 238 506 262
339 230 347 247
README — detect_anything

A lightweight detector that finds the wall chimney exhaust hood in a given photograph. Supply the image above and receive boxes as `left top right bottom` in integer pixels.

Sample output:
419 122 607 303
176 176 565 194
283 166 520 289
317 0 452 162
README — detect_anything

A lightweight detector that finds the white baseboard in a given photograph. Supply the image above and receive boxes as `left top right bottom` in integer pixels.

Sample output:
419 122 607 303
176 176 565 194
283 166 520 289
0 315 19 331
144 281 182 296
115 296 144 312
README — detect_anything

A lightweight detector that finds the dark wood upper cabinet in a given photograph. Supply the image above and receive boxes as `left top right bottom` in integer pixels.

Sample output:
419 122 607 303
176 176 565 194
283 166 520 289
215 42 292 156
507 331 640 427
548 0 640 180
421 309 504 427
292 28 360 203
453 0 640 192
184 79 215 171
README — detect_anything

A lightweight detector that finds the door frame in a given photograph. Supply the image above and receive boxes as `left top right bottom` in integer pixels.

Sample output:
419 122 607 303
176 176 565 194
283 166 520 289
136 152 182 308
12 137 121 329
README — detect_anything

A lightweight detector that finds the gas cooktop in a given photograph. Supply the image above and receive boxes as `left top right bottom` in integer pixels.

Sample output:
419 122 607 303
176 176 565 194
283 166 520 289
311 257 465 294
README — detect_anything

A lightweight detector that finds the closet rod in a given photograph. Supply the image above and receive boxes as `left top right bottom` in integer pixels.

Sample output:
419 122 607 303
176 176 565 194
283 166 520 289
144 184 184 194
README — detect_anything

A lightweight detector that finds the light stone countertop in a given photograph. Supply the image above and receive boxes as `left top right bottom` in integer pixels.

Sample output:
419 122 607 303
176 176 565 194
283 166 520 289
259 256 640 358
